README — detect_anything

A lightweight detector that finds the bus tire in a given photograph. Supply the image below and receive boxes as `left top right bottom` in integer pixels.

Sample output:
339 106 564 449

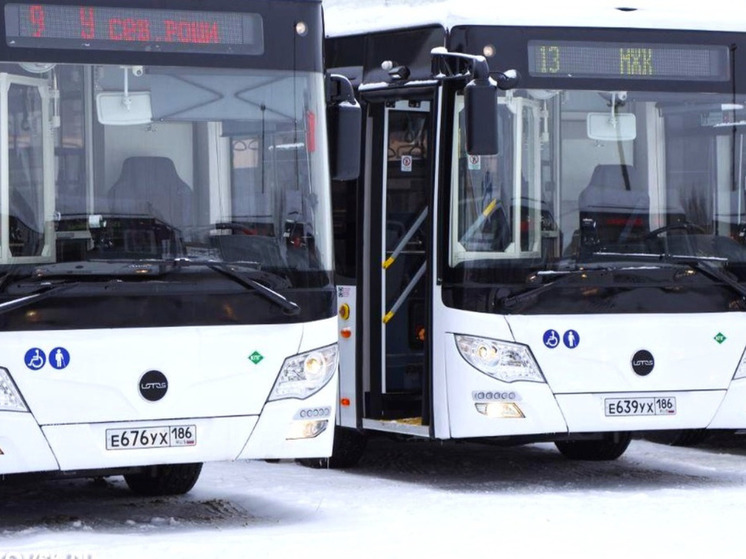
554 432 632 461
124 463 203 496
297 427 367 469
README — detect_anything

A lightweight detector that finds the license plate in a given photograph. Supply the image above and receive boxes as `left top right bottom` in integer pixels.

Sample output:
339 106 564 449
106 425 197 450
604 397 676 417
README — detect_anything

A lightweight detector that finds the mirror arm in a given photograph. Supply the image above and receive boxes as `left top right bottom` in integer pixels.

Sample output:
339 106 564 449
430 47 520 91
326 73 356 106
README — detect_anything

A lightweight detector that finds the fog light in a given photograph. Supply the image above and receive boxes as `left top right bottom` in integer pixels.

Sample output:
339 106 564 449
475 402 524 418
286 419 329 440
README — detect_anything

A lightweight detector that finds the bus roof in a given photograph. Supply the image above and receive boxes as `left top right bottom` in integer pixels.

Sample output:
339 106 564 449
324 0 743 37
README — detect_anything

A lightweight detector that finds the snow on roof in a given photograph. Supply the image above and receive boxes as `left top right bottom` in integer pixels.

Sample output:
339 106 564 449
323 0 744 37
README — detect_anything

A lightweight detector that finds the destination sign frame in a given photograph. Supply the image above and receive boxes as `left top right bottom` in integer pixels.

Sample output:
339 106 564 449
4 3 264 55
528 40 730 81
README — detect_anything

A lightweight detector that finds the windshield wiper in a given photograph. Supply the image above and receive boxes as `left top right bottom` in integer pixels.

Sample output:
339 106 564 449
501 268 606 310
591 251 746 300
170 259 300 316
672 257 746 300
205 263 301 316
0 282 79 316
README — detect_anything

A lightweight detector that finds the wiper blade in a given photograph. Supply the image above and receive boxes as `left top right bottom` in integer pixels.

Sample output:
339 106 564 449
674 258 746 300
593 252 746 299
206 263 300 316
0 282 78 316
591 251 727 264
501 269 600 310
502 250 746 311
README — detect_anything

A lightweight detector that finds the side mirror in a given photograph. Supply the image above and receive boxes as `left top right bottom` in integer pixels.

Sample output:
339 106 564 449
464 78 498 155
430 48 520 156
326 74 362 181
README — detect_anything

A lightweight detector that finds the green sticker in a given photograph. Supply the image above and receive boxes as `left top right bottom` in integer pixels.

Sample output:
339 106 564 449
249 351 264 364
714 332 727 345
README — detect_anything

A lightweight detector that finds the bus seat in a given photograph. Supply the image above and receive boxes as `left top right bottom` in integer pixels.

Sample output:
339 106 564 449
232 168 274 232
108 156 193 233
578 164 649 244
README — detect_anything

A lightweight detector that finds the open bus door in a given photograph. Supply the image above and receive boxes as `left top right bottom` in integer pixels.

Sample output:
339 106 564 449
361 97 433 434
307 93 437 469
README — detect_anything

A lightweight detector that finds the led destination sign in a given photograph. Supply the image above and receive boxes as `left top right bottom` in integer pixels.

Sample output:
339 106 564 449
528 40 730 81
4 3 264 55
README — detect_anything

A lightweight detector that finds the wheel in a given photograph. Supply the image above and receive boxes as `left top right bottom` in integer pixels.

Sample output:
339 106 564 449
124 463 203 496
297 427 367 469
555 432 632 461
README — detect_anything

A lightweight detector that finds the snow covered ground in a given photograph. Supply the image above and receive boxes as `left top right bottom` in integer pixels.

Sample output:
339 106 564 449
2 434 746 559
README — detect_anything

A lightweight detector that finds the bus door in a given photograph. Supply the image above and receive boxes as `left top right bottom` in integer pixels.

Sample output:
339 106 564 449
363 98 432 428
0 73 55 264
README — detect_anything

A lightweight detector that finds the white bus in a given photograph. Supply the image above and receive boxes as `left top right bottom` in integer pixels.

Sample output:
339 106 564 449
318 0 746 466
0 0 359 494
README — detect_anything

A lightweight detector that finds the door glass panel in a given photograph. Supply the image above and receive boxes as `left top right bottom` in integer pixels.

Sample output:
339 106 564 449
383 105 429 396
8 83 44 256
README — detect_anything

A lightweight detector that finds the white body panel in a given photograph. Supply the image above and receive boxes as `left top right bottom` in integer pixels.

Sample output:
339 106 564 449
443 330 568 438
238 378 336 460
9 324 303 424
43 416 258 470
337 285 358 428
436 305 745 437
709 379 746 428
508 313 742 394
555 392 725 432
0 413 59 472
0 318 338 474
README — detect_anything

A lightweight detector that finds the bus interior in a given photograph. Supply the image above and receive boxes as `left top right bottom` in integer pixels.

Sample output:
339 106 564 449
0 62 332 279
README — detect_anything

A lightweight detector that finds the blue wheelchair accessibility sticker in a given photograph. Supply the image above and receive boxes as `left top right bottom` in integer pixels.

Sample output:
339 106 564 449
25 348 46 370
543 329 561 349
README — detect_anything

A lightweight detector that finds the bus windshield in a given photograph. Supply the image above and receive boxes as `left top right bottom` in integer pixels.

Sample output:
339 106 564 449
450 88 746 277
2 62 331 279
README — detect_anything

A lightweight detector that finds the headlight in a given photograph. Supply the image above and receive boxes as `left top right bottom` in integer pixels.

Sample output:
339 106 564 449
268 344 338 401
455 335 544 383
0 368 28 411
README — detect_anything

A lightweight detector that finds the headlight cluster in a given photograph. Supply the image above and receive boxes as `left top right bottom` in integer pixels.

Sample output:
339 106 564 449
455 335 544 383
269 344 338 401
0 368 27 411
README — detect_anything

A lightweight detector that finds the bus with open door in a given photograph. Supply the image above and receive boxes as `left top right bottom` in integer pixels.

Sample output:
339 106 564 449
319 0 746 466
